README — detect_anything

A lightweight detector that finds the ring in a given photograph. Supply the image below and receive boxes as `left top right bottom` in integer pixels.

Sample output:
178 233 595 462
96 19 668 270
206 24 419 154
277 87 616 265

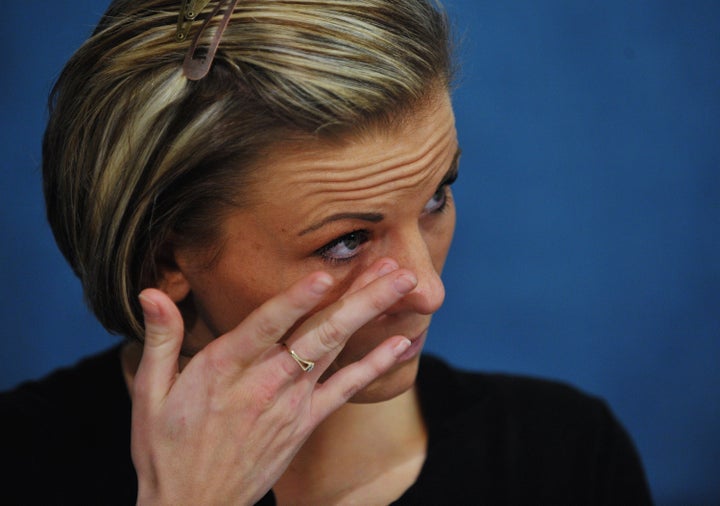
285 345 315 372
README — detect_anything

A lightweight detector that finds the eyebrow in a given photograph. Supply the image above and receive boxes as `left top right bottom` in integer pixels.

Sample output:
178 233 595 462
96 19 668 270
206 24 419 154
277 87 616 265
298 146 462 237
298 212 384 236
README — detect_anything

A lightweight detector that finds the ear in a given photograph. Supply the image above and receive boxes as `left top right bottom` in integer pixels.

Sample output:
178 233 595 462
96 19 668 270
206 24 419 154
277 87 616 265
154 242 192 304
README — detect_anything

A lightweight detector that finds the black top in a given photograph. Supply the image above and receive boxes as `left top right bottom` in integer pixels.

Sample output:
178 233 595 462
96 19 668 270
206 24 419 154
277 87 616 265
1 346 652 505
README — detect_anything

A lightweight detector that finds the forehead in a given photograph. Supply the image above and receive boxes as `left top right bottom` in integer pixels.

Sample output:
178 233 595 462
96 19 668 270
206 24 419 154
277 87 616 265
249 92 457 207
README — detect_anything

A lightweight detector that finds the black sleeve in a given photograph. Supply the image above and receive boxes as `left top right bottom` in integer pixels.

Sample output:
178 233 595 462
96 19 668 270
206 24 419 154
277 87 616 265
497 375 654 505
0 347 137 505
406 356 655 505
499 374 654 505
591 400 653 505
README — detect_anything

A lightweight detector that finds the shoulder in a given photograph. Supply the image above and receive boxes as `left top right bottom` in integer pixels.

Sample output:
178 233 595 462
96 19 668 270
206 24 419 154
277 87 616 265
0 345 136 504
0 344 129 423
418 353 610 429
412 354 653 505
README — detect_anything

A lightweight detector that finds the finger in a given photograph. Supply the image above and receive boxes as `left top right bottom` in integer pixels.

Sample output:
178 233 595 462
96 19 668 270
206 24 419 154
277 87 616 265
310 335 412 421
210 261 393 371
342 257 399 296
287 269 417 366
220 271 335 364
133 288 185 408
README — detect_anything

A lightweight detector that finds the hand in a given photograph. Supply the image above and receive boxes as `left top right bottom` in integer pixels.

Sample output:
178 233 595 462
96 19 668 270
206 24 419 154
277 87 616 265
130 259 417 505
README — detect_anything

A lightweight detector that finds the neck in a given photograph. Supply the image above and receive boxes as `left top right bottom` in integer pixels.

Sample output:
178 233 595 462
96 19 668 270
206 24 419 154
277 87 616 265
273 386 427 505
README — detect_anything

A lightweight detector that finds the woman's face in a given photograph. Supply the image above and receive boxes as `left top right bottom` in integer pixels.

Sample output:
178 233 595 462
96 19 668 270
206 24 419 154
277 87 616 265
165 91 458 402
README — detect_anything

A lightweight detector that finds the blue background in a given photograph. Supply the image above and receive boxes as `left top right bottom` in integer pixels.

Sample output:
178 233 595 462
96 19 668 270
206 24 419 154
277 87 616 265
1 1 718 504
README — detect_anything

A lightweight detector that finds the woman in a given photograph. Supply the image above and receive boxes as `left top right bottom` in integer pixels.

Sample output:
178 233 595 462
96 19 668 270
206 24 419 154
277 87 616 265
2 0 652 504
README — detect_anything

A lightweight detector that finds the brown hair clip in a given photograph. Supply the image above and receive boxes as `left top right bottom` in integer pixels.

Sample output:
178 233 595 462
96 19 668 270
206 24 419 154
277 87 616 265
177 0 240 80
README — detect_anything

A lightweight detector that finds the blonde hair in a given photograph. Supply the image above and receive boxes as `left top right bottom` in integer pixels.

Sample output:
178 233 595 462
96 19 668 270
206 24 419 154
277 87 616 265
43 0 454 340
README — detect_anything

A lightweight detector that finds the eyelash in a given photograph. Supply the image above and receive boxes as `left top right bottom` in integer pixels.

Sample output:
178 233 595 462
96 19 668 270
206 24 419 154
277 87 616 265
314 182 455 265
315 230 371 265
424 186 450 215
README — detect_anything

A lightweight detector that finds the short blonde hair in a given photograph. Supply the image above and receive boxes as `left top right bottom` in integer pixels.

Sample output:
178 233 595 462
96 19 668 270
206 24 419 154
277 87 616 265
43 0 454 340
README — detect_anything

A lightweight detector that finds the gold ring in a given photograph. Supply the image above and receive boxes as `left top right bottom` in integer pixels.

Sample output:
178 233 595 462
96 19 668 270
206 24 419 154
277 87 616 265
286 346 315 372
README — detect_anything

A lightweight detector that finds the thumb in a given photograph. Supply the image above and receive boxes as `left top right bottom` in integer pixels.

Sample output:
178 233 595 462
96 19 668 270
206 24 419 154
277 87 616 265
133 288 185 408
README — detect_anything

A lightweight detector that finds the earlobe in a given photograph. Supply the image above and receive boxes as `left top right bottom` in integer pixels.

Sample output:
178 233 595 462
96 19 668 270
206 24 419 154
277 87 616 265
156 268 192 303
155 242 192 303
153 242 200 340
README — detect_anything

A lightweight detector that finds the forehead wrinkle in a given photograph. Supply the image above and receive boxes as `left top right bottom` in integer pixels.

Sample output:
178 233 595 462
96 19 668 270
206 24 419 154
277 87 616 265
295 142 456 234
298 160 428 200
284 121 456 204
301 177 418 208
279 101 455 190
249 92 457 233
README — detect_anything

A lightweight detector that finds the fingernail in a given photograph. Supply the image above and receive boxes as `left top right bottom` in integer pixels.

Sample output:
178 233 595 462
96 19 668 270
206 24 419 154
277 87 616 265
138 293 160 318
393 273 417 294
377 260 399 277
392 337 412 357
310 274 334 295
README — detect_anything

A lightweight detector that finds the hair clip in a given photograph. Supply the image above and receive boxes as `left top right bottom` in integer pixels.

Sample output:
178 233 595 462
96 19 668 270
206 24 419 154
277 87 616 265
178 0 240 80
176 0 212 41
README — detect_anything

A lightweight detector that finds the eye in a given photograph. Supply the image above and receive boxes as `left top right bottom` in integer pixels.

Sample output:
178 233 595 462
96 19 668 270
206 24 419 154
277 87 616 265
423 167 458 215
315 230 370 263
423 186 448 214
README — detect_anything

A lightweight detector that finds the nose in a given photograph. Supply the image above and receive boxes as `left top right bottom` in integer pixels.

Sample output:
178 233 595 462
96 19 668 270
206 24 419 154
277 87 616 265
386 229 446 315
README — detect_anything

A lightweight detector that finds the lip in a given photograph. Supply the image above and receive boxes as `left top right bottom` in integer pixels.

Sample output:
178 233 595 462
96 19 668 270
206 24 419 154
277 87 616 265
397 328 428 362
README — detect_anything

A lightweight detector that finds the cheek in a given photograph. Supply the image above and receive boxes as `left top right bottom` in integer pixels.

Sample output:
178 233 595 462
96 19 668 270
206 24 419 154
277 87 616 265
208 258 372 342
188 253 287 338
191 273 267 338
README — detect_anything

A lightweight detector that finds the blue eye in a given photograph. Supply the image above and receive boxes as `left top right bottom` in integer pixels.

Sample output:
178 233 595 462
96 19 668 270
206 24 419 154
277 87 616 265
423 187 448 214
316 230 370 263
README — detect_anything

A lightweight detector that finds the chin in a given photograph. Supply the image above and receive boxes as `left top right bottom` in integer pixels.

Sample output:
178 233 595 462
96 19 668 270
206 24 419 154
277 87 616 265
347 354 422 404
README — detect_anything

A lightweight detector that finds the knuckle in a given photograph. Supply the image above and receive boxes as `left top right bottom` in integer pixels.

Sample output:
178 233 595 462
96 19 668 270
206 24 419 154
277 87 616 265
368 291 394 313
248 381 279 413
342 382 363 401
278 350 302 378
316 317 349 350
204 346 236 379
253 311 286 341
287 289 315 312
341 363 385 401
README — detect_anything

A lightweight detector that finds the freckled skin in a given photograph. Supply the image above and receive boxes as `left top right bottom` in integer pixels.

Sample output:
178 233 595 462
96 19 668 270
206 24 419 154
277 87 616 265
165 91 458 403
